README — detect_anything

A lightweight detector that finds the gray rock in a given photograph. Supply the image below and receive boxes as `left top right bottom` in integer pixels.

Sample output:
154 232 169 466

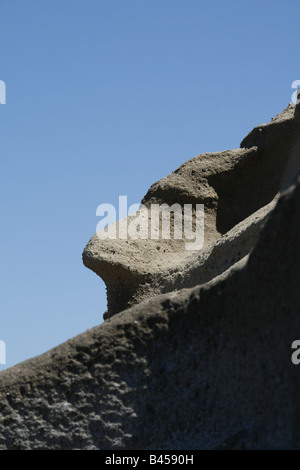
83 104 300 319
1 103 300 450
1 177 300 449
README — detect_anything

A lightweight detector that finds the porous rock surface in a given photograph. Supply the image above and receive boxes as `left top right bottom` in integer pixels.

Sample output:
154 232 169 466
83 103 299 318
1 101 300 449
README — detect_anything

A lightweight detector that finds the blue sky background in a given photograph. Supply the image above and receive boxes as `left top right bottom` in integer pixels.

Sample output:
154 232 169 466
0 0 299 369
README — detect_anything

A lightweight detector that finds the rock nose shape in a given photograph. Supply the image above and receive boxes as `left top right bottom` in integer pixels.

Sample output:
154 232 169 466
83 103 300 320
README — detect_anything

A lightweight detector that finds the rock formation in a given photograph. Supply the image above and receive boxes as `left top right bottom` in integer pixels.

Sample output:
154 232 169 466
1 100 300 449
83 103 299 319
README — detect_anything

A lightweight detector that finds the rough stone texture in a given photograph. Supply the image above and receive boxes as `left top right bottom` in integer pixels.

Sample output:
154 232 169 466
1 102 300 450
1 178 300 449
83 103 300 319
84 197 276 320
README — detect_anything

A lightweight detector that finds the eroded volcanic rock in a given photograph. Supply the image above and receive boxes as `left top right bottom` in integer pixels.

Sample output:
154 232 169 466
1 101 300 449
83 103 300 319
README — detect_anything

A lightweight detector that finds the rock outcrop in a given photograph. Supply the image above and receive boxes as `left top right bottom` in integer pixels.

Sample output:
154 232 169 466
1 100 300 449
83 103 299 319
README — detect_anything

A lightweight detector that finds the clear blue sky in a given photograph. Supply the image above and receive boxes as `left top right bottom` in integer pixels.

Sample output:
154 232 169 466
0 0 299 369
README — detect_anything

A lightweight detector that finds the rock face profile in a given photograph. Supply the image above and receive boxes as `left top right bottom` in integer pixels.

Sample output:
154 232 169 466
1 101 300 449
83 103 299 319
